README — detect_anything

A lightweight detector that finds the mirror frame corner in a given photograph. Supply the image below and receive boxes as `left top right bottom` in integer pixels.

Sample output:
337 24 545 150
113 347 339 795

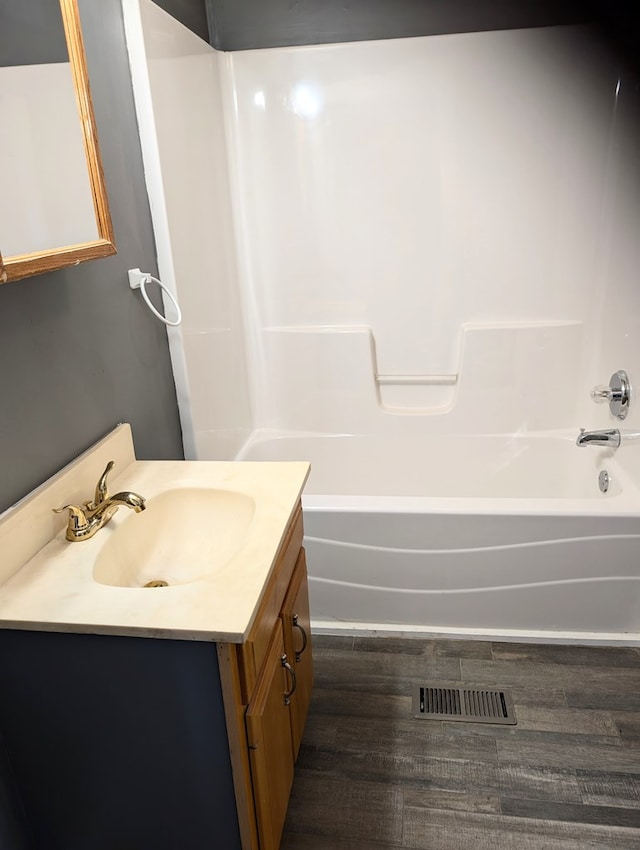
1 0 116 285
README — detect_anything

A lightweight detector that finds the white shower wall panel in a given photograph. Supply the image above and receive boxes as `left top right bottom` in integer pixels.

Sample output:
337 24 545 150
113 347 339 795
128 0 252 459
260 321 583 433
225 26 620 429
587 69 640 492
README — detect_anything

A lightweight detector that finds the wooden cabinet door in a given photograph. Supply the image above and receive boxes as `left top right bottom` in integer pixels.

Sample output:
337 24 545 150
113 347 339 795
281 549 314 759
245 620 295 850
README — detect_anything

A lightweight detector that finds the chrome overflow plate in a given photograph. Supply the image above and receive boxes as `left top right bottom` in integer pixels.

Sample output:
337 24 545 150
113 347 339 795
598 470 610 494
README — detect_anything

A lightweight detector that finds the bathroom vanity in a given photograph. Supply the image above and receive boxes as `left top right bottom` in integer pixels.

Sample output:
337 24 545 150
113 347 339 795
0 425 312 850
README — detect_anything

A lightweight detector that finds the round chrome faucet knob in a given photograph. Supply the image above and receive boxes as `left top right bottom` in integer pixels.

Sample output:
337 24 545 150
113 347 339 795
590 370 631 420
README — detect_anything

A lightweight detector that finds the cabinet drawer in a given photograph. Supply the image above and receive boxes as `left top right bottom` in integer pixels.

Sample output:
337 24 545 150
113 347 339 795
237 503 303 704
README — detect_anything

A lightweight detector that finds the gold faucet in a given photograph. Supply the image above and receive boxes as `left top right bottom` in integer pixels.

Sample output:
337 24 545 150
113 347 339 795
54 461 146 542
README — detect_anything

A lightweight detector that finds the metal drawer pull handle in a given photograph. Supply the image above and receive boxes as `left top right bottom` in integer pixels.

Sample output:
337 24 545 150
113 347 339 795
292 614 308 662
281 654 297 705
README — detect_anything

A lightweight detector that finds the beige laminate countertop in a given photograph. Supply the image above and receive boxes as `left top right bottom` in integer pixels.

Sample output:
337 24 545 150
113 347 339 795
0 438 309 642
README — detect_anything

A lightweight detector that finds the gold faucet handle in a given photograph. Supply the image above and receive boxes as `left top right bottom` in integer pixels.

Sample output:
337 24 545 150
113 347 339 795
85 460 115 512
53 503 86 517
53 503 90 535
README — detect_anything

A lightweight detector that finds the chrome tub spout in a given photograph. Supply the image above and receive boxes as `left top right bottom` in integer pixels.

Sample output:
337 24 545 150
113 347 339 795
576 428 621 448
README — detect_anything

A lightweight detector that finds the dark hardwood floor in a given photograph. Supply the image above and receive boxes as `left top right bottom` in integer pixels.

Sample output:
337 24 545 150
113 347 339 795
281 635 640 849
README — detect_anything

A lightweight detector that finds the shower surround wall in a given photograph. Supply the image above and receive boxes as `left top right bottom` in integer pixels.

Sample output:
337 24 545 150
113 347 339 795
225 26 628 440
124 0 252 460
127 7 640 462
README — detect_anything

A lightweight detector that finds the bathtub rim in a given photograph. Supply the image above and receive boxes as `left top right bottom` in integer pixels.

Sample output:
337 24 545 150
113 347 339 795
302 493 640 517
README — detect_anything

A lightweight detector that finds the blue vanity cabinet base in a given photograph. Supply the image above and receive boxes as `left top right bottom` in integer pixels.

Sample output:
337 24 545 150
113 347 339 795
0 629 242 850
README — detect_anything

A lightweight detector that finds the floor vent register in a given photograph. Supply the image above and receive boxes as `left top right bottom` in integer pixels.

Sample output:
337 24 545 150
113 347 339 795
413 684 517 725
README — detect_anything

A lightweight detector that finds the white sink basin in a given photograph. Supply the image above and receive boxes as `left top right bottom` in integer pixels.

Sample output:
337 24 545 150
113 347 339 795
92 487 255 588
0 422 309 639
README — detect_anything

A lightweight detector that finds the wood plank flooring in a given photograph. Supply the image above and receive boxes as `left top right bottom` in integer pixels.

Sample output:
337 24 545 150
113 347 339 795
281 635 640 849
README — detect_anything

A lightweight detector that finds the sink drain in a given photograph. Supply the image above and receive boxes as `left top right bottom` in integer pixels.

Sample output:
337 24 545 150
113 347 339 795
143 579 169 588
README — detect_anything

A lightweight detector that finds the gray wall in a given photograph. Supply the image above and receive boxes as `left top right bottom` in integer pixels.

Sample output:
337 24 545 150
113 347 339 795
205 0 587 51
153 0 209 41
0 1 67 66
0 0 183 516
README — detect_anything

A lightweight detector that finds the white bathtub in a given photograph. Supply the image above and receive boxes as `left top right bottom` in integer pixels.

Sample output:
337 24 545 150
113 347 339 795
238 432 640 643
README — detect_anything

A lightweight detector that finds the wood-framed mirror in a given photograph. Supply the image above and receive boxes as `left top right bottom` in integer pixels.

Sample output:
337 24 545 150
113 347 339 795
0 0 115 284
